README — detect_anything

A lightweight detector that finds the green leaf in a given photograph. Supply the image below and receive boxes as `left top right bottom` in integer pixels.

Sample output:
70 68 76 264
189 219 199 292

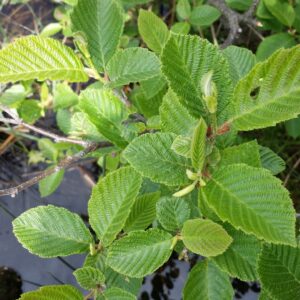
225 0 252 11
161 34 233 122
133 82 166 118
182 219 232 257
176 0 191 20
138 9 169 54
71 0 124 70
190 5 221 27
219 140 261 168
18 100 42 124
89 167 142 246
160 89 197 135
258 244 300 300
171 22 191 34
97 287 136 300
191 118 207 171
259 146 285 175
79 88 128 148
39 169 64 198
13 205 93 258
156 196 191 232
19 285 83 300
0 36 87 83
285 116 300 139
183 260 234 300
263 0 295 27
104 267 142 296
0 84 26 106
73 267 105 290
213 224 261 281
223 46 256 84
124 192 160 232
256 33 296 61
53 83 78 110
40 23 62 37
124 132 190 186
107 228 173 278
107 48 161 87
204 164 296 245
171 135 192 158
38 138 59 162
230 46 300 131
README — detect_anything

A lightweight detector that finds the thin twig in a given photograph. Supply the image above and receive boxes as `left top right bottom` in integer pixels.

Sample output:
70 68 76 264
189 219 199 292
284 156 300 187
0 142 112 197
208 0 260 48
0 105 90 147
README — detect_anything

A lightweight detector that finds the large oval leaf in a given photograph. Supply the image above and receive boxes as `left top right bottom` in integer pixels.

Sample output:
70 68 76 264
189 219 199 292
0 36 87 83
181 219 232 257
13 205 93 258
204 164 296 246
106 229 173 278
89 167 142 246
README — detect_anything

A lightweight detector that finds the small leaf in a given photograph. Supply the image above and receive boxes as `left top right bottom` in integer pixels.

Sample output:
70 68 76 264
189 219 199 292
79 88 128 148
39 169 64 198
190 5 221 27
223 46 256 84
191 118 207 171
183 260 234 300
204 164 296 245
259 146 285 175
176 0 191 20
89 167 142 246
182 219 232 257
285 116 300 139
124 192 160 232
124 132 190 186
256 33 296 61
156 197 191 232
160 89 197 136
98 287 136 300
18 100 42 124
13 205 93 258
53 83 78 110
213 224 261 281
19 285 83 300
71 0 124 70
0 36 87 83
263 0 295 27
258 244 300 300
219 140 261 168
107 48 161 87
171 135 192 158
138 9 169 54
107 229 173 278
73 267 105 290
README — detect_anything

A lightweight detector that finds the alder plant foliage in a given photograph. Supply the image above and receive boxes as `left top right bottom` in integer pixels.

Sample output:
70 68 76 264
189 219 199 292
1 0 300 299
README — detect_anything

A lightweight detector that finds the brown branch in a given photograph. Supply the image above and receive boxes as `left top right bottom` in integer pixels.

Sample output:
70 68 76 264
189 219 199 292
0 141 112 197
208 0 260 48
0 105 90 147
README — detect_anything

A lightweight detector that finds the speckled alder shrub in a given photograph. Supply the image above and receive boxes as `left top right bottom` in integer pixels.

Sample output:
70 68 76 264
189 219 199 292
1 0 300 299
